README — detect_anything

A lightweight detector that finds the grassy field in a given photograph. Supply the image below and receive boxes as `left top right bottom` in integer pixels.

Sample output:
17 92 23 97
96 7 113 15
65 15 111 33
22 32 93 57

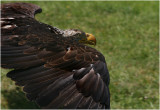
1 1 159 109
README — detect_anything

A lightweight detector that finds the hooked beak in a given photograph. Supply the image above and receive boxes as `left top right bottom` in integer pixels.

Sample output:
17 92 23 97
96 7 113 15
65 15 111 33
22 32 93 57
86 33 96 45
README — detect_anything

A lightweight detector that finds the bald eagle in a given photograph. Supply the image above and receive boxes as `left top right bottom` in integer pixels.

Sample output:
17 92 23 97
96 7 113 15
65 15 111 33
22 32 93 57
1 3 110 109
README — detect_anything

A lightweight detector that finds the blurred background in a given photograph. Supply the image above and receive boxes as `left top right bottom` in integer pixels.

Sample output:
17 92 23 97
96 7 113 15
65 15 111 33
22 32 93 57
1 1 159 109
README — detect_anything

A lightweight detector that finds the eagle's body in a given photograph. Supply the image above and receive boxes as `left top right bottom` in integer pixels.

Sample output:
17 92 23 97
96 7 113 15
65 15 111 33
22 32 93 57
1 3 110 109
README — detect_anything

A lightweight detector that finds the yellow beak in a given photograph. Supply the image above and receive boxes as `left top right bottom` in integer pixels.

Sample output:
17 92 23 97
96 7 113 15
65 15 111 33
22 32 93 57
86 33 96 45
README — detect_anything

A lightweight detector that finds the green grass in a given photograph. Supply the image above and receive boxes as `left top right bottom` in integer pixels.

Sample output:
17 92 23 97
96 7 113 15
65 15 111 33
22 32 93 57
1 1 159 109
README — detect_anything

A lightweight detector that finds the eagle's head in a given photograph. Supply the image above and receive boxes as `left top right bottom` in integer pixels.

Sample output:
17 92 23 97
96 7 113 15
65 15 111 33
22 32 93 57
62 29 96 45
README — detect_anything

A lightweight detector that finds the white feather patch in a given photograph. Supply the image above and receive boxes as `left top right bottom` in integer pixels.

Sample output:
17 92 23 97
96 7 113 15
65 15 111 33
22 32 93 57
2 24 17 29
1 17 14 20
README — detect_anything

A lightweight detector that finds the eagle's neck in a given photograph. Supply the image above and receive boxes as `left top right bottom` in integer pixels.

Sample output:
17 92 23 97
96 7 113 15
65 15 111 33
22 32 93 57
51 26 79 38
51 26 64 35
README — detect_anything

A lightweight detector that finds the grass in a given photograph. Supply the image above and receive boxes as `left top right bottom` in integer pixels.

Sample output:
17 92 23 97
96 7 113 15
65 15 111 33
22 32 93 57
1 1 159 109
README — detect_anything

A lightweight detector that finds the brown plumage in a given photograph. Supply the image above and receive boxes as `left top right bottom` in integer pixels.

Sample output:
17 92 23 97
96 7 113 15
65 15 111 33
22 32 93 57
1 3 110 109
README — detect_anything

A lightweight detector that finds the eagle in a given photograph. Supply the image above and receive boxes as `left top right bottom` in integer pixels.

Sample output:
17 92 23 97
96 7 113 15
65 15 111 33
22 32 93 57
1 3 110 109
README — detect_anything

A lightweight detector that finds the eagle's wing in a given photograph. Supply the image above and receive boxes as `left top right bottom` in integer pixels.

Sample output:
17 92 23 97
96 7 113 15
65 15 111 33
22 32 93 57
1 3 110 109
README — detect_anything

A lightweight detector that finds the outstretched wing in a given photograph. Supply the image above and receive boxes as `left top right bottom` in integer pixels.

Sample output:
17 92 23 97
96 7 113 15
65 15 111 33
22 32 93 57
1 3 110 109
